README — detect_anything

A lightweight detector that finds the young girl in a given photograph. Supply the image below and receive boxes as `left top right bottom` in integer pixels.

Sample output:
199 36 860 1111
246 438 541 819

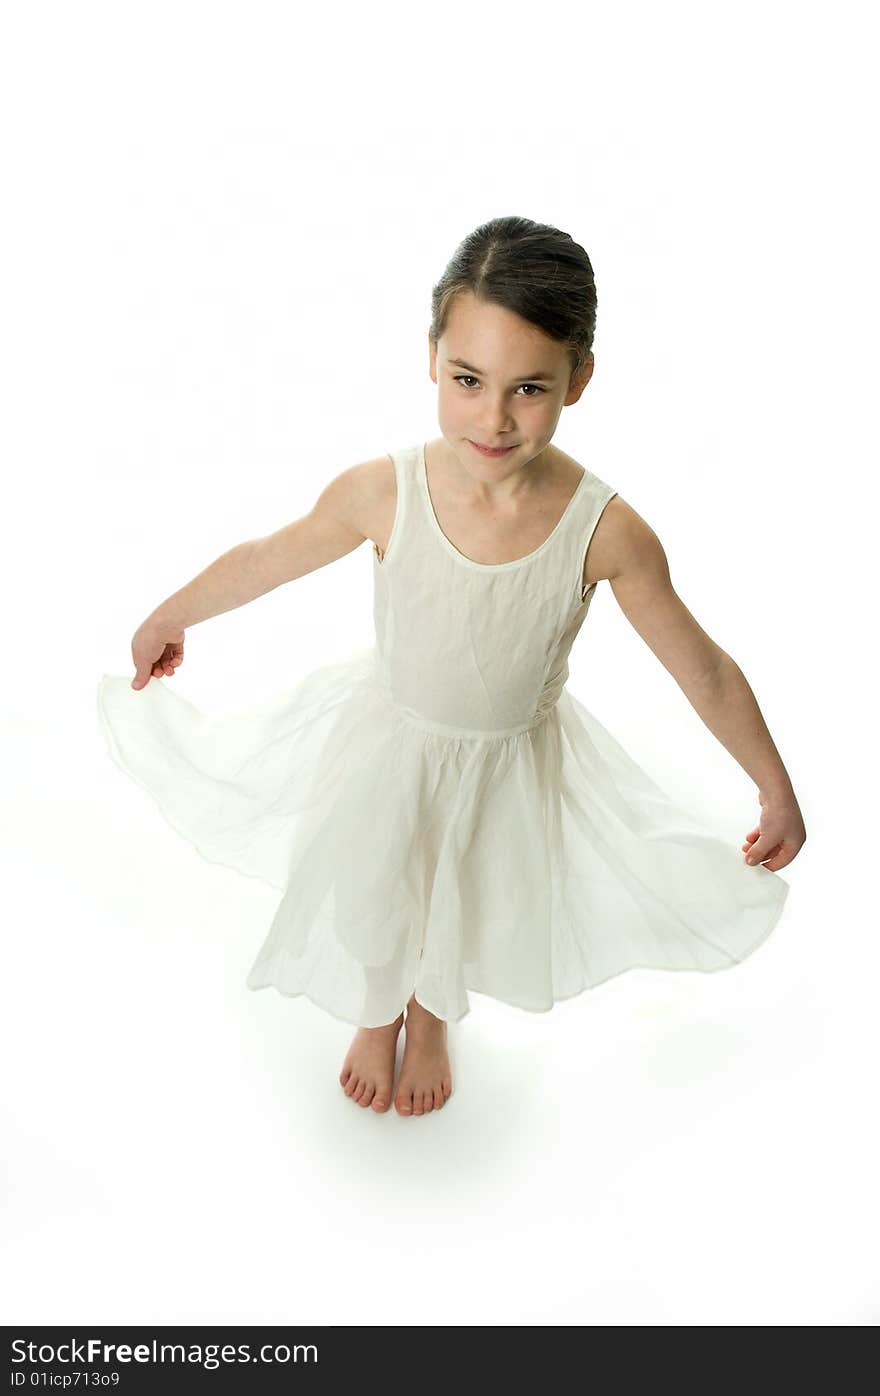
97 215 805 1120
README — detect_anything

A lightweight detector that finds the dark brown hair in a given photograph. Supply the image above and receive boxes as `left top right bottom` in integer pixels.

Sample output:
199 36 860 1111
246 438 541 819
429 215 597 386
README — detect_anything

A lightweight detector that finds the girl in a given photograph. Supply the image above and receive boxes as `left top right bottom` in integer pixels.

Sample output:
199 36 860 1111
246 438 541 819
97 215 805 1120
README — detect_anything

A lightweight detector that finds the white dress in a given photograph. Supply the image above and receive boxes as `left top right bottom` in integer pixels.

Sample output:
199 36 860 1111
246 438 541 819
97 442 790 1027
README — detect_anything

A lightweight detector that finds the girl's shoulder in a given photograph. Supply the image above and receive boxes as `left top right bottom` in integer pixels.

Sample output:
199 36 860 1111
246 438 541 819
343 452 398 560
569 469 660 592
551 445 657 591
306 451 398 560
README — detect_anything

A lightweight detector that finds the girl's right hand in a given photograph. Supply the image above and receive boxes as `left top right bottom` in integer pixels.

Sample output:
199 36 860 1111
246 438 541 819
131 620 186 690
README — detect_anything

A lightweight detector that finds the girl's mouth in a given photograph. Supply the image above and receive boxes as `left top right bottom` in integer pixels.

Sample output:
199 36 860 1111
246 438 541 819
468 440 516 458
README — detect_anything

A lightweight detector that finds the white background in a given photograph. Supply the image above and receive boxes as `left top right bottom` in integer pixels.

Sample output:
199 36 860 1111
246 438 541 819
2 0 877 1327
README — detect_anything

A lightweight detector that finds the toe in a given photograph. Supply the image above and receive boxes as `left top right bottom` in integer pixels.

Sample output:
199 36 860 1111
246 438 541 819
371 1094 389 1112
395 1090 413 1115
360 1083 376 1108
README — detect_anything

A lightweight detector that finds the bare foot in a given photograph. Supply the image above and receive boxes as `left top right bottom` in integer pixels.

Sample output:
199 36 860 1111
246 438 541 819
339 1011 405 1112
394 994 453 1116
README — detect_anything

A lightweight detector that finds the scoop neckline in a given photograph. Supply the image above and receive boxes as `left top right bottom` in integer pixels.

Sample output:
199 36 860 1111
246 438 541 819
418 441 587 573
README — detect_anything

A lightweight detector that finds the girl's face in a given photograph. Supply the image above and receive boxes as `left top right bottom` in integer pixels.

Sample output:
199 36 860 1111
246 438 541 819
429 290 592 474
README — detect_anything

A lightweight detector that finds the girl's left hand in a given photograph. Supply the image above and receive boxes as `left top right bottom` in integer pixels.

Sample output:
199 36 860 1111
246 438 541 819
742 790 806 871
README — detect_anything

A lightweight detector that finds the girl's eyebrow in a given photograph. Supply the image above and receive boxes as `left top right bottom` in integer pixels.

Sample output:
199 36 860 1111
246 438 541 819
448 357 557 382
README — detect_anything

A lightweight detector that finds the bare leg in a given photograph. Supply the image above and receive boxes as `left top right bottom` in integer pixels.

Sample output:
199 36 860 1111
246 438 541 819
339 1010 404 1113
394 992 453 1116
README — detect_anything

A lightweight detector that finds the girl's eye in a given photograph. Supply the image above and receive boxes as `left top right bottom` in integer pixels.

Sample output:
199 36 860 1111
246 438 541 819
455 374 544 396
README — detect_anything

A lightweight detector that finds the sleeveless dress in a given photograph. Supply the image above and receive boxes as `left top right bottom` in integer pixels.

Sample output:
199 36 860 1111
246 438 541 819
96 442 790 1027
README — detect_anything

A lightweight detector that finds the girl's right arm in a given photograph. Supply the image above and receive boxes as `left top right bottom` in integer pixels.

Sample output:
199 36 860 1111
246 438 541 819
130 456 392 689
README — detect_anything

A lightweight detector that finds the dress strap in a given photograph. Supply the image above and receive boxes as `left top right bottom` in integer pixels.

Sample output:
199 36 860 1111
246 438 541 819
373 447 411 566
569 469 618 603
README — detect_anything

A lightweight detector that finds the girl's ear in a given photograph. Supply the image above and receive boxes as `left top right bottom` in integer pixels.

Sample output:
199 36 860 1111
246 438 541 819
565 353 594 405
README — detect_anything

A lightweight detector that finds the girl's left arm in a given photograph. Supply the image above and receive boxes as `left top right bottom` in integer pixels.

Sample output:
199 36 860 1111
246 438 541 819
588 497 806 872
